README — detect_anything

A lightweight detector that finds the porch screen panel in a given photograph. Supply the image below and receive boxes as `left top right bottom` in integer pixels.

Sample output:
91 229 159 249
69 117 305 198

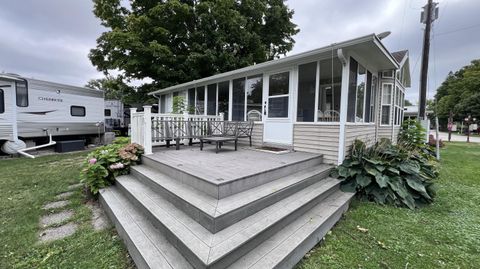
196 86 205 115
207 84 217 115
355 65 366 122
364 72 372 122
369 76 378 122
160 94 166 113
218 81 229 120
0 89 4 113
347 58 358 122
318 57 342 122
232 78 245 121
297 62 316 122
188 88 195 114
246 75 263 121
381 84 392 125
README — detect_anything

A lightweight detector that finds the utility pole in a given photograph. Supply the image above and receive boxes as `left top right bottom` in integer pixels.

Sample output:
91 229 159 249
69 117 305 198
418 0 439 120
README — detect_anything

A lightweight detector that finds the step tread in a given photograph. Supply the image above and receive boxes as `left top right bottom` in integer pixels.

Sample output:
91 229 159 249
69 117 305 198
228 191 355 269
116 175 341 266
100 187 193 269
132 164 333 219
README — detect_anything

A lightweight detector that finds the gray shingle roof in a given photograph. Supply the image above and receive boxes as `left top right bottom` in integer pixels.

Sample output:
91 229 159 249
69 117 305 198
391 50 408 64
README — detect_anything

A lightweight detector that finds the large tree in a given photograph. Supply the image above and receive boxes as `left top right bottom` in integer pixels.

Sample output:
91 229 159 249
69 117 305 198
89 0 299 92
434 59 480 120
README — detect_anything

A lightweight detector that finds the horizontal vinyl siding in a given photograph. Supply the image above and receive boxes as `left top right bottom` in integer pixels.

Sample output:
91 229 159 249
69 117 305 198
293 124 339 164
378 126 392 140
344 125 376 157
392 126 401 144
238 123 263 146
0 124 14 140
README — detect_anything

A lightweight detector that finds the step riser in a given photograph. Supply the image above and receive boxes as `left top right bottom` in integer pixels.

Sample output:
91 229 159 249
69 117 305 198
115 180 207 269
275 202 351 269
210 184 340 269
131 166 332 233
214 168 333 233
217 156 324 199
130 167 216 233
99 194 151 269
142 155 324 199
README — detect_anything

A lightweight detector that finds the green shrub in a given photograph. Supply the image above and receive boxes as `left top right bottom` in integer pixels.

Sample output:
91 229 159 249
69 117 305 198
398 119 426 149
332 139 439 209
80 138 143 195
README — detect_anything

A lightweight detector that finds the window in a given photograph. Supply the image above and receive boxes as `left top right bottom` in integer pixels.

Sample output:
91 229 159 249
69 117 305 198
0 89 4 114
16 80 28 107
195 86 205 115
382 70 393 78
297 62 317 122
368 75 378 122
363 72 376 123
232 78 245 120
218 81 229 120
381 83 393 125
355 65 366 122
246 75 263 121
188 88 195 114
104 109 111 116
268 72 289 118
207 84 217 115
318 57 342 122
347 59 358 122
160 94 166 113
347 58 376 123
71 106 86 117
394 86 405 125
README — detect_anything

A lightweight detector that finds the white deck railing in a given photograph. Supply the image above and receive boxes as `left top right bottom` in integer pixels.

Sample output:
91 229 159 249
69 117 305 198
130 106 224 155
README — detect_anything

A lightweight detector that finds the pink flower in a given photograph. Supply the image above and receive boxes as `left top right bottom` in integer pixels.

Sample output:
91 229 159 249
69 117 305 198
109 163 125 170
89 158 97 165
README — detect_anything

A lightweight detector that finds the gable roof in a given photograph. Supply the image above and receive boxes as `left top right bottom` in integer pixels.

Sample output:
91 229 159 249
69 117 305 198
149 33 399 95
391 50 411 88
391 50 408 64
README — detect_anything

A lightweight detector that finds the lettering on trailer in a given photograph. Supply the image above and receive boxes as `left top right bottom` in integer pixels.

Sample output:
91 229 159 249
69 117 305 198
38 97 63 102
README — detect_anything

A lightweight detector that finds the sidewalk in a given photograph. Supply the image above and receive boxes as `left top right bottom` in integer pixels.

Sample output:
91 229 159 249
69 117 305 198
430 131 480 143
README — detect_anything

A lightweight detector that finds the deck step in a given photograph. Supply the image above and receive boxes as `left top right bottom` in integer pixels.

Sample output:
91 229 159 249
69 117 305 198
113 175 341 268
142 152 323 198
228 191 355 269
131 163 333 232
99 186 193 269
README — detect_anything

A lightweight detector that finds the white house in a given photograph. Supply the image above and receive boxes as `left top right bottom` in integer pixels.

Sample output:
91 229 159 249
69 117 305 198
147 33 411 164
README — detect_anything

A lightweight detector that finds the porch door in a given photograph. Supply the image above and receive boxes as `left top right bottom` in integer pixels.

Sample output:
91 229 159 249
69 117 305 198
263 70 294 145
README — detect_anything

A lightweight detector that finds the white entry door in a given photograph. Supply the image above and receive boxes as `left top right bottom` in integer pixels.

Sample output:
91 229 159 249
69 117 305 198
263 69 294 145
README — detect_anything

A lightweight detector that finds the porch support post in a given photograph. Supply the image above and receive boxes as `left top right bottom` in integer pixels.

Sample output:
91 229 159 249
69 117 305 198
143 106 153 155
219 112 225 121
337 54 350 165
129 108 138 144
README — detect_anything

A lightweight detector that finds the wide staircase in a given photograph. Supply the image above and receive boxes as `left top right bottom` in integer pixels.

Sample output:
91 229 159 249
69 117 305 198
100 152 355 269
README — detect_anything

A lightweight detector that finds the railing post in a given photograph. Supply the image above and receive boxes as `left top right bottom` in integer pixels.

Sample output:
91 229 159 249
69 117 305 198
219 112 225 121
129 108 138 143
143 106 153 155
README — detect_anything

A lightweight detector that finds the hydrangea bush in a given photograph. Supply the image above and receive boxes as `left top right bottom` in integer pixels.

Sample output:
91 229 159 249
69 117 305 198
80 138 144 195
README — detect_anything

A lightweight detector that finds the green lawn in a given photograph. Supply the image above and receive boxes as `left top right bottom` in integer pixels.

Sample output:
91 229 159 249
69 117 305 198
0 152 134 269
1 143 479 268
297 142 480 269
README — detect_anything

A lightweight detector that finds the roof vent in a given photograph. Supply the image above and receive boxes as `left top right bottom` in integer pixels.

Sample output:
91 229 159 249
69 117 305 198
377 31 391 40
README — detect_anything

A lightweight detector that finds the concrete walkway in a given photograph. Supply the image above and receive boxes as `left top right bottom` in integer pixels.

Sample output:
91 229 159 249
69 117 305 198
430 131 480 143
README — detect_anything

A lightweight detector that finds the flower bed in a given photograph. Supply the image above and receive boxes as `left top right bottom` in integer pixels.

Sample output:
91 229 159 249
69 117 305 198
80 138 144 195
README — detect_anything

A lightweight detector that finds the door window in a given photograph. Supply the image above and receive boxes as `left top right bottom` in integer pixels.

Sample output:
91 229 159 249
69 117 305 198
0 89 4 113
268 72 289 118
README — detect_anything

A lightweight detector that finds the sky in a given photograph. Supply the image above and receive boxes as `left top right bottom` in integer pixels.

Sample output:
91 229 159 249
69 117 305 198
0 0 479 103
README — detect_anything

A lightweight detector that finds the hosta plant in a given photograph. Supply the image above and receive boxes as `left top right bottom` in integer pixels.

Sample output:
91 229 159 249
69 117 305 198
332 139 438 209
80 138 143 195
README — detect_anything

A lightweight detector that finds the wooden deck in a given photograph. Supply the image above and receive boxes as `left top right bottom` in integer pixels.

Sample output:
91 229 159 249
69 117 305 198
149 145 320 185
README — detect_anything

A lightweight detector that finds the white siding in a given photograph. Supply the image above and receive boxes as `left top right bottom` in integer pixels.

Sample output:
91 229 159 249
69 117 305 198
293 124 339 164
238 123 263 146
344 125 376 157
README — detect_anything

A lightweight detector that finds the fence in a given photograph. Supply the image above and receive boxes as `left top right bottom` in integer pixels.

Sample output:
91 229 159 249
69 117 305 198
130 106 224 154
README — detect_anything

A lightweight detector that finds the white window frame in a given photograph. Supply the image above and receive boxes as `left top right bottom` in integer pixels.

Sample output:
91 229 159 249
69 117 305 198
382 70 394 78
380 82 393 126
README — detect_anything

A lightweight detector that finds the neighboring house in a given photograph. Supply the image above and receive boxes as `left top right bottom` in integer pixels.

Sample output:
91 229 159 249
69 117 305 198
149 33 411 164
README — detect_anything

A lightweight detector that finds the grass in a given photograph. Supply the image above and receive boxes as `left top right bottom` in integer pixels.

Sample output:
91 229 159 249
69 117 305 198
297 142 480 269
0 152 134 269
1 143 478 268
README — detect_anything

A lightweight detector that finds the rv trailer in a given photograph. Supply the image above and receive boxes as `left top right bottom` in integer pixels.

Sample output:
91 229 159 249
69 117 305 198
0 73 105 154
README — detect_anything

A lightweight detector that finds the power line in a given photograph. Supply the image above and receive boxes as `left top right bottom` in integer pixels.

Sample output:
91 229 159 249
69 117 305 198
434 23 480 36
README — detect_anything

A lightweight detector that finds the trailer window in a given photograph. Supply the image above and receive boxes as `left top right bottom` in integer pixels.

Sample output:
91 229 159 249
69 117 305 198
71 106 86 117
0 89 4 113
104 109 111 116
16 80 28 107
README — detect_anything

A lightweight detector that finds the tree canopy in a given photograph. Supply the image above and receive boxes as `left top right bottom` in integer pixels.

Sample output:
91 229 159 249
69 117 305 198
89 0 299 94
434 59 480 120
